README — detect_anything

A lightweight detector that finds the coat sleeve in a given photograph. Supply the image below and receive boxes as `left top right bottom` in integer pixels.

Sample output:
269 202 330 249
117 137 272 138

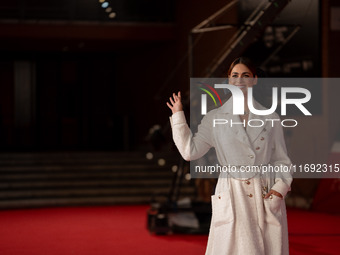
269 122 293 197
169 111 213 161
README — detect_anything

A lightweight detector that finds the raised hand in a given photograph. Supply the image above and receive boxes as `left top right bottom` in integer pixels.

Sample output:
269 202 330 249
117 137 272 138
166 92 183 114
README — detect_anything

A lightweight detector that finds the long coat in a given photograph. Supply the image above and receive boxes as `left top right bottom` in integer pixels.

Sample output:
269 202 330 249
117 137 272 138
170 98 293 255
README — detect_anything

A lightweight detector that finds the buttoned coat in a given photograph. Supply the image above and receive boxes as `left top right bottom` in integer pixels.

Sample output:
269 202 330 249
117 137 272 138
170 98 293 255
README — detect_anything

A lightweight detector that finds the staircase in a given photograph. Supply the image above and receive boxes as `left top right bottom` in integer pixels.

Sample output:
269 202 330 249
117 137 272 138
190 0 291 77
0 151 196 209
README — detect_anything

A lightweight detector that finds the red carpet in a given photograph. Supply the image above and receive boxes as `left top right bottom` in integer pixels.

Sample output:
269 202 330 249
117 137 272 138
0 205 340 255
288 208 340 255
0 205 207 255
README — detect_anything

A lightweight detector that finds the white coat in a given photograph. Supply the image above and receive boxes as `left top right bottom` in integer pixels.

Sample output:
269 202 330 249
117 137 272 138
170 98 293 255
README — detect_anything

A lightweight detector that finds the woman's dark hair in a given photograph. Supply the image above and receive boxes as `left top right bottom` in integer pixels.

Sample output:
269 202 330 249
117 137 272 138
227 57 257 77
227 57 271 107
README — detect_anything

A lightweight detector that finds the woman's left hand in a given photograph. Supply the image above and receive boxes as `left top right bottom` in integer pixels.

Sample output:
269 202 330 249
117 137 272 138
264 189 283 199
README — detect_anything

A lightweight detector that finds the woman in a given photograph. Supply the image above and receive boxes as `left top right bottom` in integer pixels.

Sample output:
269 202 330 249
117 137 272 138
166 57 292 255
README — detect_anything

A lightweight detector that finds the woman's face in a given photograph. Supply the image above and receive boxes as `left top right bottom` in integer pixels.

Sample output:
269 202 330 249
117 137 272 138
228 63 257 95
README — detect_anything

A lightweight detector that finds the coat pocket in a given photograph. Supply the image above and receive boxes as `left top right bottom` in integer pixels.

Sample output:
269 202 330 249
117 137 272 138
211 191 234 227
263 195 282 226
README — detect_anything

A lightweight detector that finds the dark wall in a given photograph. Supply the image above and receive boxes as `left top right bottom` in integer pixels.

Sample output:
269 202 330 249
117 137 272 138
0 53 124 150
0 62 14 148
0 0 174 22
35 54 119 150
1 0 339 151
328 0 340 77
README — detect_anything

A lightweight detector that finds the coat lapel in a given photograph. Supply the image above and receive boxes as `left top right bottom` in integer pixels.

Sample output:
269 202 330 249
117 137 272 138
230 113 252 147
246 112 267 144
216 98 269 147
215 98 252 148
